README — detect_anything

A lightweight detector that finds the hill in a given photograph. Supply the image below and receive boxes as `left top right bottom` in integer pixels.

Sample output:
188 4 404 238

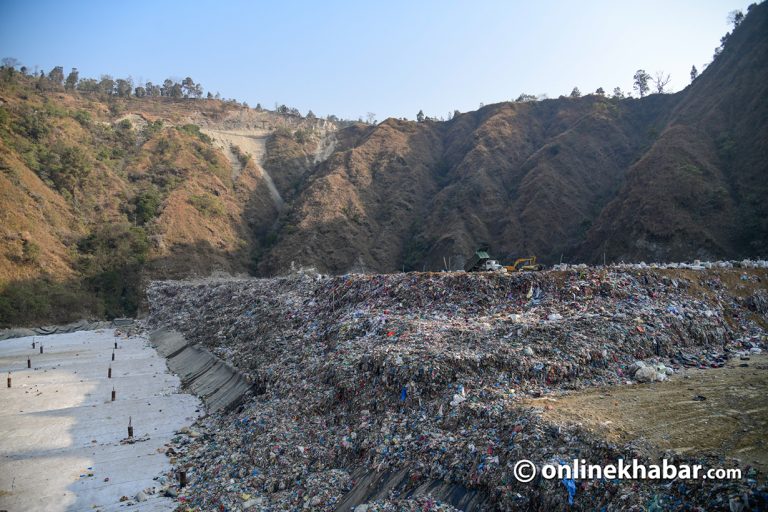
0 83 339 325
1 3 766 326
259 3 767 273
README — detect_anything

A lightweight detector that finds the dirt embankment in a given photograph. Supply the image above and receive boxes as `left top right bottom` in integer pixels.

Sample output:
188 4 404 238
529 354 768 471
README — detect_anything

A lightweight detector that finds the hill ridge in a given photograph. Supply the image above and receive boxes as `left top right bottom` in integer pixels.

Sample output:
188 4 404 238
0 3 766 326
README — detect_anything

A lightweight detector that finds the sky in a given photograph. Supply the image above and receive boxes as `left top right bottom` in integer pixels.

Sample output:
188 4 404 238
0 0 750 121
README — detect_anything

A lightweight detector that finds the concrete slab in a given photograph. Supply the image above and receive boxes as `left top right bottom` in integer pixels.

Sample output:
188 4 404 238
0 329 202 512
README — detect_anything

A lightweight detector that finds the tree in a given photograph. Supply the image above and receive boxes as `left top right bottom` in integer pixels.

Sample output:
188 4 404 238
206 91 213 99
595 87 605 96
40 144 92 195
145 82 161 97
612 87 625 99
690 65 698 82
133 188 161 225
48 66 64 86
515 93 537 102
2 57 20 79
652 71 671 94
633 69 651 97
134 86 146 98
715 32 731 59
36 72 48 92
365 112 376 124
306 110 316 119
65 68 79 90
161 79 174 97
181 77 195 98
115 78 133 97
98 75 115 95
727 9 744 27
77 78 98 93
169 82 183 98
416 109 425 122
1 57 20 69
570 87 581 98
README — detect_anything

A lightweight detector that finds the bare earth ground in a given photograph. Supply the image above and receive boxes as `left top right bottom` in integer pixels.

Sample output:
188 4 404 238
527 354 768 472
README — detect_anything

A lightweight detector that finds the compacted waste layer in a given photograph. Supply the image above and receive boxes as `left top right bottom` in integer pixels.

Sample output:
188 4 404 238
147 267 768 511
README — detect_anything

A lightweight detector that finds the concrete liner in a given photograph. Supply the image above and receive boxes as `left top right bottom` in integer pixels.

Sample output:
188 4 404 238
149 328 253 413
334 467 489 511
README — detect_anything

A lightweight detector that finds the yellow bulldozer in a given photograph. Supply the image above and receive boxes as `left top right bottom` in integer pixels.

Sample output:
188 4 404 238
505 256 544 272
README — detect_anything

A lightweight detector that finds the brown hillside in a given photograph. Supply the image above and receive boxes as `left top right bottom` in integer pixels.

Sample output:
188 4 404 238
259 3 766 273
1 3 766 326
580 2 768 262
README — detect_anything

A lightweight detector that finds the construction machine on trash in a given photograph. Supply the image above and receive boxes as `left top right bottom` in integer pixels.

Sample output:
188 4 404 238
464 248 544 272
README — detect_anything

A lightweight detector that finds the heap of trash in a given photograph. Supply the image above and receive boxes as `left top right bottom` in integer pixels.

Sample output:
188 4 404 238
147 267 767 510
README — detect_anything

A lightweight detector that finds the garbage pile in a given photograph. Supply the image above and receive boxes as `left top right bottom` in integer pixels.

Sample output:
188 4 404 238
146 267 768 510
352 496 463 511
551 258 768 271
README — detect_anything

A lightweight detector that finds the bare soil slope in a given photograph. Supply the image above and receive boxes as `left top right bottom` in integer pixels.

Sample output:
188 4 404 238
530 354 768 472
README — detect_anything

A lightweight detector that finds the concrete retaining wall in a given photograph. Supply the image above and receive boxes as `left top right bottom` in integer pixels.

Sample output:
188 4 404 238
335 468 489 511
149 328 253 413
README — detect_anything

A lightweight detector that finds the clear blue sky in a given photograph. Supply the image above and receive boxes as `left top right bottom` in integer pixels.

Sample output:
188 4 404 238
0 0 749 121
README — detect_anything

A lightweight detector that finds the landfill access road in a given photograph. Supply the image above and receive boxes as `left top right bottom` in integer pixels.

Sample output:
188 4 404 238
0 329 201 511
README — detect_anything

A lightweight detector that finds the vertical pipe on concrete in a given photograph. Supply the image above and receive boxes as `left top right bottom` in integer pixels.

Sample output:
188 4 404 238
128 416 133 438
40 345 43 354
6 372 10 388
27 357 31 369
108 366 112 378
111 387 116 401
112 350 115 361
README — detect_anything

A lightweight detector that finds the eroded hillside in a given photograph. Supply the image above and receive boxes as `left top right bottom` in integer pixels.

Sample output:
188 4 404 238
258 3 767 274
0 84 338 325
1 3 766 327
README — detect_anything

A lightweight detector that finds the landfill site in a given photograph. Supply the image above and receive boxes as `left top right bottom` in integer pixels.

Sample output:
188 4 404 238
1 261 767 511
138 261 767 511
